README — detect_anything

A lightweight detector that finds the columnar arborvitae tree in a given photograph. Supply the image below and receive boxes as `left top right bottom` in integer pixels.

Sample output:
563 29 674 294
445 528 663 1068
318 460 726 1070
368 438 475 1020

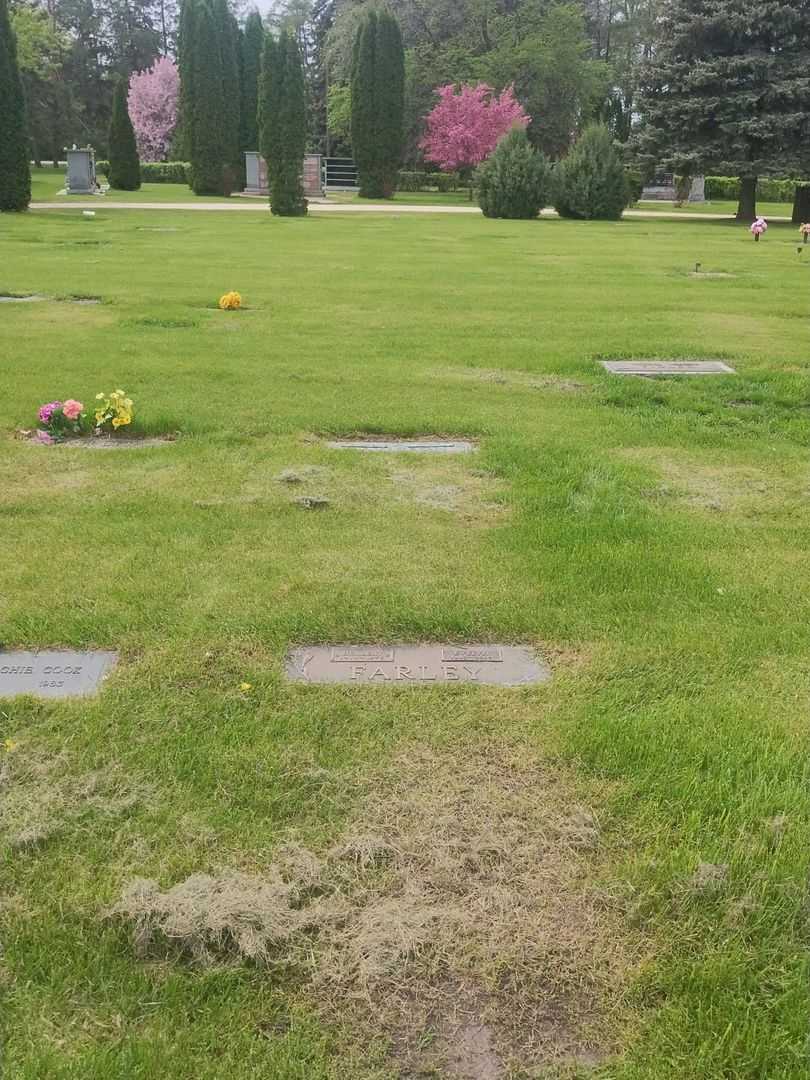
554 124 628 220
188 0 229 195
636 0 810 221
212 0 241 183
0 0 31 212
174 0 196 160
240 9 264 157
350 9 404 198
259 28 307 216
108 77 141 190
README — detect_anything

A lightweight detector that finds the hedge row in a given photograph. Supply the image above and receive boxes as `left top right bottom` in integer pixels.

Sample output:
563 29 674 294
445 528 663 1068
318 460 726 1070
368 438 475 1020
704 176 802 201
96 160 190 184
397 170 464 192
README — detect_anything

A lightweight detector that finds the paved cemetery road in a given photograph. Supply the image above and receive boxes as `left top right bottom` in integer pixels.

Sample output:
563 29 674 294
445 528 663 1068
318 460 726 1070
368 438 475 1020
28 200 791 221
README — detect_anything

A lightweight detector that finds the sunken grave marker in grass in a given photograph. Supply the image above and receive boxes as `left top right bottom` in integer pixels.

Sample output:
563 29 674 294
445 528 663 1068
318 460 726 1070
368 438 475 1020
0 650 118 699
327 438 476 454
601 360 736 377
285 645 550 686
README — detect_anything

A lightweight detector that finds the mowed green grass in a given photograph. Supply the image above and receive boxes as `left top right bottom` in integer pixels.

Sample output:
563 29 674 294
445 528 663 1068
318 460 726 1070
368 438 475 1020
1 207 809 1080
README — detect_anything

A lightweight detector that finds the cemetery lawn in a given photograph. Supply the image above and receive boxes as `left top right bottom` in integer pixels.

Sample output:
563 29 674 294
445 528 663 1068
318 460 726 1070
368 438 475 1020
30 166 232 203
2 208 809 1080
636 198 794 219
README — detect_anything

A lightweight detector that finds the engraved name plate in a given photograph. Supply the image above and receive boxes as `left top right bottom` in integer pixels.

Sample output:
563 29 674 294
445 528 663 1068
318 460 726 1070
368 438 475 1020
327 439 475 454
0 650 118 699
601 360 735 376
285 645 549 687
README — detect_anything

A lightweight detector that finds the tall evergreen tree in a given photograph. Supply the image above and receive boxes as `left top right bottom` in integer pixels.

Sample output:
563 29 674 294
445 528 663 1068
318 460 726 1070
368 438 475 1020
636 0 810 220
0 0 31 211
212 0 240 182
350 9 404 198
259 28 307 216
108 76 141 190
188 0 228 194
240 10 264 156
175 0 197 161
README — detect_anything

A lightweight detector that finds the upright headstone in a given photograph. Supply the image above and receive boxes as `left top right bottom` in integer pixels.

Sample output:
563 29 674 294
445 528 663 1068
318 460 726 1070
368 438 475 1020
688 176 706 203
243 151 269 195
66 148 99 195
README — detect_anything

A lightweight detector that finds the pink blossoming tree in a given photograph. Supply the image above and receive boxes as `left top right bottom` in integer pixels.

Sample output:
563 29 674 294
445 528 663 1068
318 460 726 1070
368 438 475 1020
420 83 530 176
128 57 179 162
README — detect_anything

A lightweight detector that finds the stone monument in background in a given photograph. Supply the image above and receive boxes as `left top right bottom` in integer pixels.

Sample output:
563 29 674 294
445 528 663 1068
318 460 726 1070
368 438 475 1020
243 152 323 198
65 148 100 195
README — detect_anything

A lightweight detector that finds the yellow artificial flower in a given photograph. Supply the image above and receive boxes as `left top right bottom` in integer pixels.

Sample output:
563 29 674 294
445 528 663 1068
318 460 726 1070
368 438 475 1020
239 682 252 692
3 739 18 752
219 291 242 311
95 392 105 400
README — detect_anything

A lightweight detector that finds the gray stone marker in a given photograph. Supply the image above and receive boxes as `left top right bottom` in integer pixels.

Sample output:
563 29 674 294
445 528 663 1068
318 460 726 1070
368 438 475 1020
328 439 475 454
0 650 118 699
601 360 735 377
65 149 99 195
244 151 269 195
285 644 549 686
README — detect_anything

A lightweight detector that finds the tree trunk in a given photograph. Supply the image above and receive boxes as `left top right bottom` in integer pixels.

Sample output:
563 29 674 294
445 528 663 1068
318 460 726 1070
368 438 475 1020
736 176 757 221
792 183 810 224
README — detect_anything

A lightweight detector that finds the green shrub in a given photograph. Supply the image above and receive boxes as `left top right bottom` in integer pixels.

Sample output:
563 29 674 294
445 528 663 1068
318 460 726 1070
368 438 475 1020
97 161 190 183
624 168 643 205
397 170 462 192
553 124 627 220
476 127 549 220
704 176 800 202
107 78 141 191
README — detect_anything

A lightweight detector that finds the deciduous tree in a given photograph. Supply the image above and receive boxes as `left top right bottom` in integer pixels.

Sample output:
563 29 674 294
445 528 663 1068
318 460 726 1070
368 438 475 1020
420 83 529 176
128 56 179 161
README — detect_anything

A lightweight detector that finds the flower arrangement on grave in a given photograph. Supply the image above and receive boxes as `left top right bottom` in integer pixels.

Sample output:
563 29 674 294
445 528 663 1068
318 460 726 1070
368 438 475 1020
750 217 767 241
799 223 810 244
218 290 242 310
35 399 88 443
94 389 134 432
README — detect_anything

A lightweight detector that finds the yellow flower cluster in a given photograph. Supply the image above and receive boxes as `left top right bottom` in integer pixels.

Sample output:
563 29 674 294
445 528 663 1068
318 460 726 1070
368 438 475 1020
95 389 134 431
219 291 242 311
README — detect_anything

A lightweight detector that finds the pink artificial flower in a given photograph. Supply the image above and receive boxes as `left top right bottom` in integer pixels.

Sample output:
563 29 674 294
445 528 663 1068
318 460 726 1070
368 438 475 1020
38 401 62 423
62 399 83 421
35 430 55 444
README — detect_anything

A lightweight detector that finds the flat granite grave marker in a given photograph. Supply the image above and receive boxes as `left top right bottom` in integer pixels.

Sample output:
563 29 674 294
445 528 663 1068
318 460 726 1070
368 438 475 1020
601 360 735 377
285 644 549 686
0 650 118 699
328 439 475 454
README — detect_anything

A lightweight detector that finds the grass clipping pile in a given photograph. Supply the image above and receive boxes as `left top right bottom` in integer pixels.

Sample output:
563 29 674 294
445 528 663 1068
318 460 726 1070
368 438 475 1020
111 745 643 1076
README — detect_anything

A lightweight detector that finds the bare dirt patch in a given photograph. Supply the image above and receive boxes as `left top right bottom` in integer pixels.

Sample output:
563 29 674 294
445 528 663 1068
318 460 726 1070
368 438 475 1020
1 747 147 853
111 743 646 1076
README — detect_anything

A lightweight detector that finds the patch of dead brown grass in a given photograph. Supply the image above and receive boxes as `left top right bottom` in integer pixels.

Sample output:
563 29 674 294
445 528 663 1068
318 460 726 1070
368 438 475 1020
434 367 588 394
617 447 806 514
1 747 147 853
111 743 647 1077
